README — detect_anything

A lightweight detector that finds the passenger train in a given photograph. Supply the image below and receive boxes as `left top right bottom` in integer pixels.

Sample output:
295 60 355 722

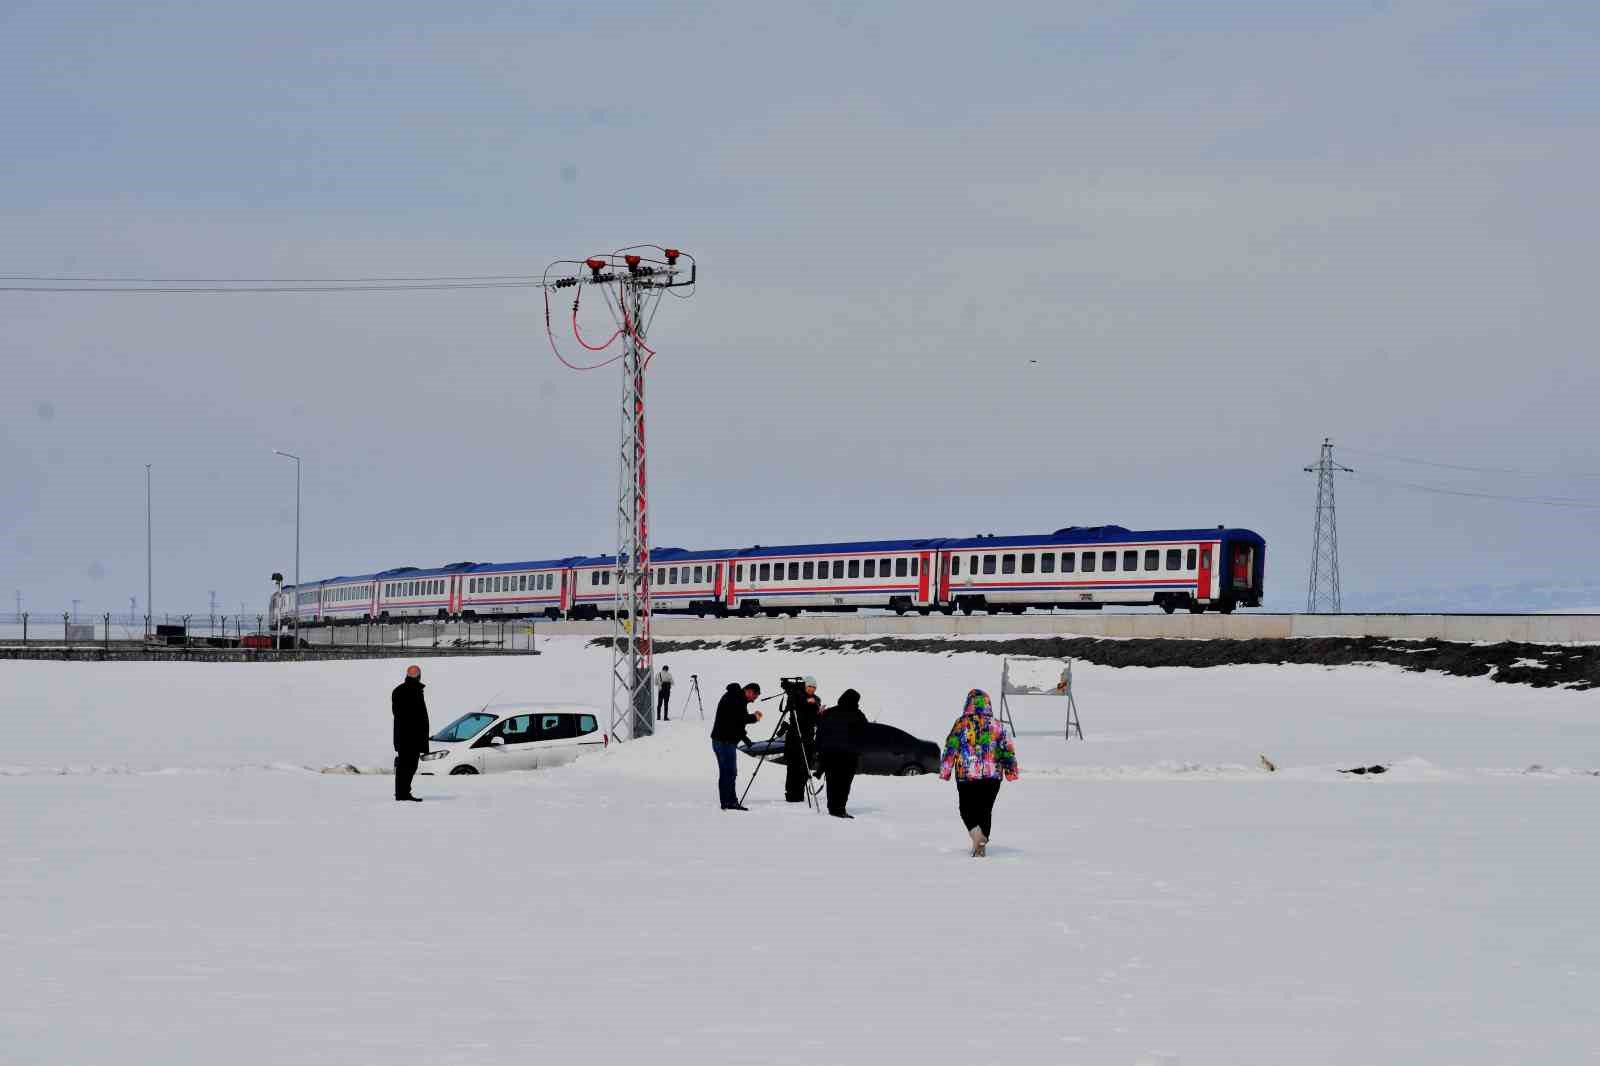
268 525 1265 627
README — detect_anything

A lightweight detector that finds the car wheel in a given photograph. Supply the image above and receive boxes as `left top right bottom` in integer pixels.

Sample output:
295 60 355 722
898 763 925 777
449 765 478 775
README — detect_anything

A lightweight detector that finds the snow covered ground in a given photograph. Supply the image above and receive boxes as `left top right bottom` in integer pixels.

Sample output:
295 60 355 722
3 638 1598 1064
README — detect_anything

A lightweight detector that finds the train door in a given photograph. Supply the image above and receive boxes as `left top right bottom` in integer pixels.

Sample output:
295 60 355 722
1197 544 1214 601
938 552 951 605
917 552 931 606
726 562 739 610
1230 543 1254 591
559 570 574 614
711 562 723 604
371 582 380 618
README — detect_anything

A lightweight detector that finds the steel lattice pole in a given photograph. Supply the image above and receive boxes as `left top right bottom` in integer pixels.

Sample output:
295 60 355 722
1304 438 1352 613
610 280 655 741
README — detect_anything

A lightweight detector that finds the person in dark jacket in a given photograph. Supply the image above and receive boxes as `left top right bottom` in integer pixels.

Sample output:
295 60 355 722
815 688 867 818
710 682 763 810
391 664 431 802
781 676 822 803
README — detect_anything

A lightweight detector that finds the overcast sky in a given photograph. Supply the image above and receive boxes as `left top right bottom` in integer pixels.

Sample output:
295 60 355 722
2 0 1596 617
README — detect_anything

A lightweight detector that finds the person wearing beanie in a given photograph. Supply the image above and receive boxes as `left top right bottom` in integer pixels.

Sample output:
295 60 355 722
938 688 1019 856
815 688 868 818
782 675 823 803
710 681 764 810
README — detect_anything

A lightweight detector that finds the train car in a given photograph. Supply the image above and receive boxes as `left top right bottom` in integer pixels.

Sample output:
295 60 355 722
938 526 1264 614
371 565 468 622
649 547 733 617
316 572 381 624
725 538 945 617
458 557 579 620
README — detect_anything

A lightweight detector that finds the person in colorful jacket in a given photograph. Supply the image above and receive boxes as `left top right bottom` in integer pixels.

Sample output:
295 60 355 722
939 688 1019 856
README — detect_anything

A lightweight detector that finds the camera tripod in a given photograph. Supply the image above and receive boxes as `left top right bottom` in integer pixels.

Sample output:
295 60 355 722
738 690 823 813
678 673 706 721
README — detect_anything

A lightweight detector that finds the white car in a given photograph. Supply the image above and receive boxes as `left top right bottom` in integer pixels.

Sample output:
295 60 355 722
419 703 607 775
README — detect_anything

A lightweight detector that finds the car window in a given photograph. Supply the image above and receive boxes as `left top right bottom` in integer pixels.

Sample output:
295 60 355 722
500 715 535 744
431 712 497 742
539 714 577 740
577 714 599 736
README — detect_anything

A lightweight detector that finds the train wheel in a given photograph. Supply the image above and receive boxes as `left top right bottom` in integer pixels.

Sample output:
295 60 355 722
1188 602 1207 614
1161 601 1176 615
1218 599 1236 614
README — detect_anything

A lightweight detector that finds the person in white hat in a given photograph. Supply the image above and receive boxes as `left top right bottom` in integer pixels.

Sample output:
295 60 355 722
783 676 822 803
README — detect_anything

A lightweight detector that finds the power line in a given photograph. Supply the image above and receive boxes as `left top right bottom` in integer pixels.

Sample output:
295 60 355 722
0 273 542 282
0 280 544 293
1340 445 1600 479
1352 471 1600 509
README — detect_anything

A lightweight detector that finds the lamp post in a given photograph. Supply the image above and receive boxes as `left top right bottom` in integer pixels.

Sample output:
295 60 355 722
145 463 152 640
273 450 302 648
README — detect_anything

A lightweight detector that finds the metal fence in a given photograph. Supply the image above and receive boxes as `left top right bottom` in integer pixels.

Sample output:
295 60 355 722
0 612 537 652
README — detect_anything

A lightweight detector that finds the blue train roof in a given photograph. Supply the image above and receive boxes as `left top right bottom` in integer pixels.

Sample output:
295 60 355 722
732 537 949 559
470 556 587 574
942 526 1265 550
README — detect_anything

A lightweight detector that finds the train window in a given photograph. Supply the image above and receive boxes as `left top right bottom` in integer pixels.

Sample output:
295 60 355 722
1021 553 1035 574
1098 551 1114 572
604 571 611 585
1041 553 1055 574
896 558 908 577
1187 548 1197 569
591 572 599 587
982 555 996 575
802 561 814 580
951 556 961 576
1167 549 1182 570
1123 550 1138 571
1144 550 1159 571
787 562 799 581
692 566 702 583
848 560 860 578
759 563 770 581
826 560 838 579
668 569 677 584
863 559 875 578
1002 554 1016 574
736 565 744 581
911 558 919 576
1081 552 1095 573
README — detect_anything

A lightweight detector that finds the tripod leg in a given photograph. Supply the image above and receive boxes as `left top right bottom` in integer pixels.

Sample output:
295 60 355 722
737 704 787 808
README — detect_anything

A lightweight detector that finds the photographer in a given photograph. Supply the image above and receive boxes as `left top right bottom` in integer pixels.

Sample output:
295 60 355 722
815 688 868 819
711 682 763 811
779 676 822 803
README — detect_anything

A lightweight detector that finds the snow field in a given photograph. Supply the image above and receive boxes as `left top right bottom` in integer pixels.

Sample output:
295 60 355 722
2 637 1598 1064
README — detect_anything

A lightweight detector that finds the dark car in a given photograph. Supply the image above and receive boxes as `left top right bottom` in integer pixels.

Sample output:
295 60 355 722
742 721 941 777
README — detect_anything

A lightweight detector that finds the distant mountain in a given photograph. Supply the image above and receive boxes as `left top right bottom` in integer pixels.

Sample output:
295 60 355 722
1354 577 1600 614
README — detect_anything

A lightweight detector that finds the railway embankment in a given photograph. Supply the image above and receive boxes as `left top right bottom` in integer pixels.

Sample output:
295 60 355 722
629 635 1600 692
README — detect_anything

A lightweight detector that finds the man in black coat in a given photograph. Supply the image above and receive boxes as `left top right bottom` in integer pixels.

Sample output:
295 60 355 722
391 664 430 802
815 688 867 818
781 676 822 803
710 681 763 810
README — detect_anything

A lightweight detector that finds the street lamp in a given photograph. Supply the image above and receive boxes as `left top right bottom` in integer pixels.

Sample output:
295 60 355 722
145 463 152 639
273 450 302 648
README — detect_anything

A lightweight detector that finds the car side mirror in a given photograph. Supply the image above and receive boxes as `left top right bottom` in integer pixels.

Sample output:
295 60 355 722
489 736 506 747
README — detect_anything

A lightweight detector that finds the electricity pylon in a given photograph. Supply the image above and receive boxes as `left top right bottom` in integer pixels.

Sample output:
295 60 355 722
545 248 695 742
1304 438 1353 612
